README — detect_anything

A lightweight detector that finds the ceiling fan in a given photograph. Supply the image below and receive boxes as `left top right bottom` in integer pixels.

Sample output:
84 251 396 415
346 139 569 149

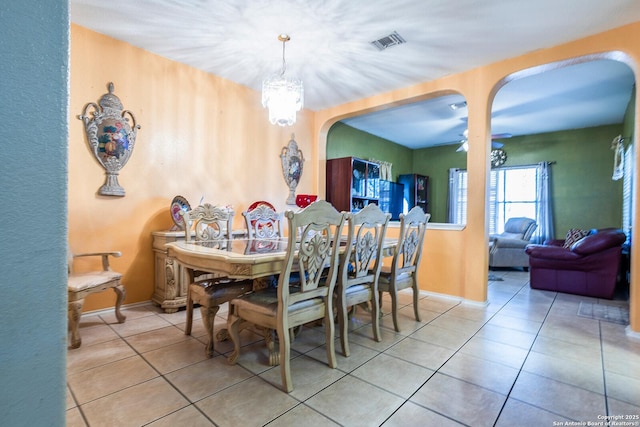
456 129 512 152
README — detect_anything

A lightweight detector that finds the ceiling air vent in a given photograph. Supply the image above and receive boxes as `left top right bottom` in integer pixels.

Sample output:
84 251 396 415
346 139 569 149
370 31 406 51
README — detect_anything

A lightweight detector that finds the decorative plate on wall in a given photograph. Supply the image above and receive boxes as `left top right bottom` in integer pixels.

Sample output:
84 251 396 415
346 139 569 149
170 195 191 229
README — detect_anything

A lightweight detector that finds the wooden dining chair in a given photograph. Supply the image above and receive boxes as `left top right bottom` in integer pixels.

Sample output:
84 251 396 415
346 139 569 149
180 203 253 357
227 200 347 392
68 249 126 349
242 202 284 239
378 206 430 332
337 203 390 357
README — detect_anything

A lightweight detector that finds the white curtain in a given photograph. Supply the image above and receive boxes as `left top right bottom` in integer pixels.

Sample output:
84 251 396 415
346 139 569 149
447 168 467 224
379 161 392 181
533 161 554 244
368 159 392 180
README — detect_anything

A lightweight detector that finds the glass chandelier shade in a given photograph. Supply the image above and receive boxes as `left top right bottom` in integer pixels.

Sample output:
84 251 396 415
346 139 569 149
262 35 304 127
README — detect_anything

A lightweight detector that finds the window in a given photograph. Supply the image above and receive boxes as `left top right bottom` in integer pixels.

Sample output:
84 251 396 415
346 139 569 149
447 168 467 225
449 165 541 235
489 166 539 234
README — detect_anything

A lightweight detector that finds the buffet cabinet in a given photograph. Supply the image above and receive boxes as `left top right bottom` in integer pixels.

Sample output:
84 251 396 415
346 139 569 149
151 230 191 313
326 157 380 213
151 228 247 313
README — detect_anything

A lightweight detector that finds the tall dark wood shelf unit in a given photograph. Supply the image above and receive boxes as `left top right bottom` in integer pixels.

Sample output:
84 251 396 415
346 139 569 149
326 157 380 213
398 174 429 214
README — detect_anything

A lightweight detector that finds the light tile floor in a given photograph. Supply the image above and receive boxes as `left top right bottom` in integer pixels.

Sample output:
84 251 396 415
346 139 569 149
66 271 640 426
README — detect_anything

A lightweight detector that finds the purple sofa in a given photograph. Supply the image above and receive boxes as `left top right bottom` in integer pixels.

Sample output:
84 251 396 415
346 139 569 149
525 228 626 299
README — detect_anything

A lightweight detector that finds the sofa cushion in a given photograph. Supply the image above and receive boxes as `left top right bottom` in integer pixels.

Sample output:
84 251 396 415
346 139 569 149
571 229 626 255
525 244 581 261
522 222 538 241
563 228 589 248
498 232 523 240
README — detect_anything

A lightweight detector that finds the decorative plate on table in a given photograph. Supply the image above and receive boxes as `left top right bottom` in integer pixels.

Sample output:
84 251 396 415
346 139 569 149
170 195 191 229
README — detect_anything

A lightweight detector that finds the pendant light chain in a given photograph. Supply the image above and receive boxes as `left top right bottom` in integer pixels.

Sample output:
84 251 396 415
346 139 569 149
280 38 287 77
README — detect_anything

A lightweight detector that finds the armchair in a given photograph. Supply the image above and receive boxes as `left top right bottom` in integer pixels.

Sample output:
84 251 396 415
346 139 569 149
489 217 537 269
525 228 626 299
68 250 126 349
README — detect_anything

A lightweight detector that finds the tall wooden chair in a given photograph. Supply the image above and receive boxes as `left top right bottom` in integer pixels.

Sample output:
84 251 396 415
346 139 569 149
242 201 284 239
378 206 430 332
181 204 253 357
337 203 390 357
227 200 347 392
68 250 126 349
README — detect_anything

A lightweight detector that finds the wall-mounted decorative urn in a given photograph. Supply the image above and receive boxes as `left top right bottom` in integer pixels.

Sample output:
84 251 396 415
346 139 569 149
280 134 305 205
78 82 140 196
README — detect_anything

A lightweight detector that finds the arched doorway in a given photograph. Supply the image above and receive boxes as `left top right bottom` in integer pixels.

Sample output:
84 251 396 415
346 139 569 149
489 55 636 310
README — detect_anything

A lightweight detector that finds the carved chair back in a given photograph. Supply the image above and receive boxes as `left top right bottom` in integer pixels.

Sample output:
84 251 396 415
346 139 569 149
279 200 346 304
242 203 284 239
181 203 234 244
391 206 430 276
339 203 391 291
337 203 390 356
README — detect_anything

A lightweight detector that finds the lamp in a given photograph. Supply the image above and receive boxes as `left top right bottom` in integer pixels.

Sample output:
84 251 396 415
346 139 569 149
262 34 304 126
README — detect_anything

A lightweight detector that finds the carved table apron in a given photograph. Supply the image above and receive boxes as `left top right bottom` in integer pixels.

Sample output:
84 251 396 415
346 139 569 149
166 238 396 281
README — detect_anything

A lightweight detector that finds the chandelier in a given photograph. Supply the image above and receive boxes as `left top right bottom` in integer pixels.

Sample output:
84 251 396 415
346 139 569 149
262 34 304 126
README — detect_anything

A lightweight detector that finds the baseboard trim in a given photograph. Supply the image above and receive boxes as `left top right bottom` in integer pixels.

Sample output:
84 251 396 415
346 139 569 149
625 325 640 341
418 289 487 306
81 300 154 318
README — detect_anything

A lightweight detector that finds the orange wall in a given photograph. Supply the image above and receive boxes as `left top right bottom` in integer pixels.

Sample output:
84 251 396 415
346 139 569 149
314 22 640 331
69 25 315 311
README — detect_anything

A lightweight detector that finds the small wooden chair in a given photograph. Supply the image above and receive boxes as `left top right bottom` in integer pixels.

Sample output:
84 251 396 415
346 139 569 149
181 204 253 357
337 203 390 357
68 250 126 349
227 200 347 392
378 206 430 332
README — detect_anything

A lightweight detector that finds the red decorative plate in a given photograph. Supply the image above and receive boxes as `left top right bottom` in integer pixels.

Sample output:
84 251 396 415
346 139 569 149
247 200 275 212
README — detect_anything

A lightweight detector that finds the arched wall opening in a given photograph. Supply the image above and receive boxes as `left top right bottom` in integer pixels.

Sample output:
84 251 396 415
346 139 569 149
487 53 636 316
313 23 640 333
324 91 470 225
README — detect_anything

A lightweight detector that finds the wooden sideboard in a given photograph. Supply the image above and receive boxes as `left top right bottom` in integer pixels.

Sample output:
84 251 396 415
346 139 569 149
151 229 248 313
152 230 191 313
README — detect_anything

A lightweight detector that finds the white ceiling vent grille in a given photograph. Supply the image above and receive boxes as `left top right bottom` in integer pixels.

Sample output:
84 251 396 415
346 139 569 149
371 31 406 51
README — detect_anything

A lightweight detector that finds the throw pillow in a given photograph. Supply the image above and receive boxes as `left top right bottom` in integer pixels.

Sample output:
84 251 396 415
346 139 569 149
563 228 589 248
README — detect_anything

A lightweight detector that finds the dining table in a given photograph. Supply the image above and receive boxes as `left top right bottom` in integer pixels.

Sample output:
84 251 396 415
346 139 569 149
165 236 397 364
166 238 290 282
166 236 397 281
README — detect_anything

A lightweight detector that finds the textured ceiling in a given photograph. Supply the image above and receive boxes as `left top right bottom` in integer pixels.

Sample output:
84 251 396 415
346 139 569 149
343 59 635 148
71 0 640 148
